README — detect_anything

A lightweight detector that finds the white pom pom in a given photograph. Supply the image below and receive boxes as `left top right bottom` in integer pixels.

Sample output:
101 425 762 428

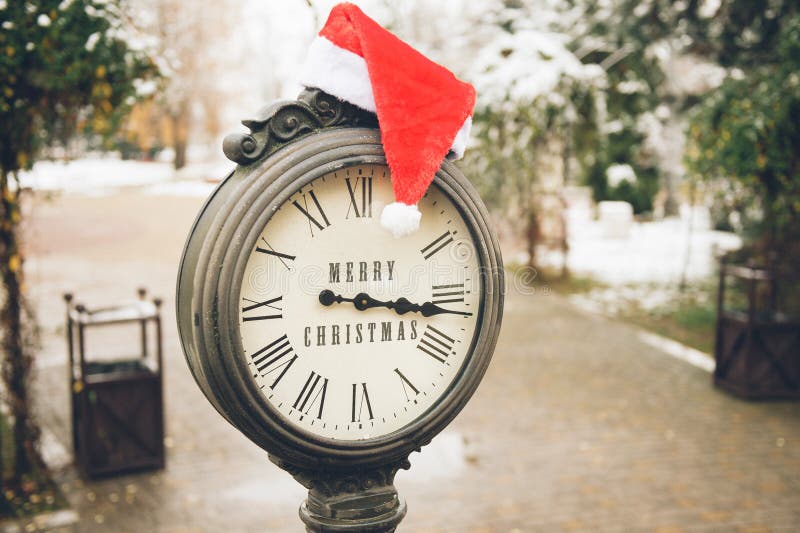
380 202 421 238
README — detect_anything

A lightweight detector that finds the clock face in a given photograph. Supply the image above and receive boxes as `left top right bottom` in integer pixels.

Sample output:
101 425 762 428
237 164 483 441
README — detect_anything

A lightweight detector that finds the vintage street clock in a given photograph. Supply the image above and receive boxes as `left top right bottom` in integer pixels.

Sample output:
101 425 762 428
177 89 504 531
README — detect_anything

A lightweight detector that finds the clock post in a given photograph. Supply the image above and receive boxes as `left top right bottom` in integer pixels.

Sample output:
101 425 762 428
222 88 416 531
276 458 409 532
178 4 504 527
177 87 503 531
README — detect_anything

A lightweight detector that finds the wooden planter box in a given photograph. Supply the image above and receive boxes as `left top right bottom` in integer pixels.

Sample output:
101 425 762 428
714 262 800 400
65 290 166 477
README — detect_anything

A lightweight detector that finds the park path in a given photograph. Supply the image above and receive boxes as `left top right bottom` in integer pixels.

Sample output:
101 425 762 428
16 190 800 532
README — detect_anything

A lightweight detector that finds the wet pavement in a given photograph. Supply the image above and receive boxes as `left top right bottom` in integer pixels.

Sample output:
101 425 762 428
14 191 800 532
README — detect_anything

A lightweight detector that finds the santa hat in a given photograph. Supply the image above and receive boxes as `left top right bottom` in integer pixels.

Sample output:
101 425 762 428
299 3 476 237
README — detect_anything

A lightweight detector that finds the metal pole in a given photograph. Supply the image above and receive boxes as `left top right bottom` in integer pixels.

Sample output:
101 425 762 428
63 293 76 453
299 476 406 533
289 460 410 533
153 296 166 470
138 287 149 359
75 304 88 472
153 297 163 374
76 306 87 381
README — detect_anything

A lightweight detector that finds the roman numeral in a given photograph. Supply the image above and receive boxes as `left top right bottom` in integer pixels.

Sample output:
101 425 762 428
416 325 455 363
432 283 465 304
420 231 454 260
293 190 330 236
250 334 297 389
351 382 374 422
255 238 295 269
394 368 420 402
345 177 372 218
293 371 328 420
241 296 282 321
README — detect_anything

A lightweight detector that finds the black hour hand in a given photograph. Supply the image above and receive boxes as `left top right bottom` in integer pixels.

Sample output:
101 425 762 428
319 290 472 317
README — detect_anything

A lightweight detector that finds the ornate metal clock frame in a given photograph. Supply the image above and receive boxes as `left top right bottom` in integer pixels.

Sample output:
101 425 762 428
176 89 504 532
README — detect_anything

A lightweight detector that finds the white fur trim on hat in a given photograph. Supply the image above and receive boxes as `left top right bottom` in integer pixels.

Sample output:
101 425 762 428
299 37 470 160
299 37 376 113
447 116 472 161
380 202 421 238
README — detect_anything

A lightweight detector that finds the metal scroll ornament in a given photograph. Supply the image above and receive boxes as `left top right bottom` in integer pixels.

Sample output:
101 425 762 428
223 88 378 165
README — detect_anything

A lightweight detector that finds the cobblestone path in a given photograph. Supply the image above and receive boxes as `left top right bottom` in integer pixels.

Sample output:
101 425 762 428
17 192 800 532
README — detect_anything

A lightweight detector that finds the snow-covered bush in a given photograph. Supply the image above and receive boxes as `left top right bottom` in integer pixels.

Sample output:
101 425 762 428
463 3 605 265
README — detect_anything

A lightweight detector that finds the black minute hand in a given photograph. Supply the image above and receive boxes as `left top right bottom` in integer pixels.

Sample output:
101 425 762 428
318 290 472 317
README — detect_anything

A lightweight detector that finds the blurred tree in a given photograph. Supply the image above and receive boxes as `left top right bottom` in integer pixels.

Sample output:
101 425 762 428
565 0 800 219
0 0 156 485
563 0 683 215
466 1 604 268
686 7 800 256
113 99 171 160
149 0 235 169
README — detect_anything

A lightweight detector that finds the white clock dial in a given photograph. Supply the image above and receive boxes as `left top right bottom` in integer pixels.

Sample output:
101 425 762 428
238 164 482 440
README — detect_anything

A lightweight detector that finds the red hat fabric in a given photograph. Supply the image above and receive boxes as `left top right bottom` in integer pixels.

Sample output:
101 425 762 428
299 3 476 237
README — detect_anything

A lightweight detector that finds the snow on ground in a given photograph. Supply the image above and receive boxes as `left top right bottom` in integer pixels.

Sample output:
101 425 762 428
19 157 175 194
541 209 741 287
537 205 741 322
142 180 218 197
18 156 229 197
567 285 679 315
22 156 740 317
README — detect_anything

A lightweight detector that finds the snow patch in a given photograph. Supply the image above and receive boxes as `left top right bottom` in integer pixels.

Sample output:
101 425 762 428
606 164 636 187
19 158 175 194
540 212 741 285
133 78 158 97
471 28 604 108
143 181 217 197
85 32 101 52
638 331 715 372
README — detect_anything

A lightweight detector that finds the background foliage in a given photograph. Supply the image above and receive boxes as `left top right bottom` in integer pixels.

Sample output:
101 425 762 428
0 0 156 172
686 11 800 253
0 0 157 494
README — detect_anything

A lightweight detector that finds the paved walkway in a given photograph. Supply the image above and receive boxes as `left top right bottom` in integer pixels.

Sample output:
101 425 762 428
15 191 800 532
